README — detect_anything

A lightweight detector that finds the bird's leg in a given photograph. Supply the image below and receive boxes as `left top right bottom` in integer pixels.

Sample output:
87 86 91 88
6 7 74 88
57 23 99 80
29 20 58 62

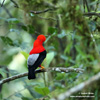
39 65 45 70
41 66 45 70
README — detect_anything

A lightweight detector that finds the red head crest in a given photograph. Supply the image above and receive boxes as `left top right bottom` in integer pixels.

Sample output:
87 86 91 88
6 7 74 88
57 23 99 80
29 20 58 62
37 35 46 42
29 34 46 54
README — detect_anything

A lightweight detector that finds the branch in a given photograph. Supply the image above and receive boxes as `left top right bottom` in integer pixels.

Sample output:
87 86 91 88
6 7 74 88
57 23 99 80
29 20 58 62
0 3 13 17
83 12 100 17
0 67 84 85
10 0 19 8
1 0 5 7
83 0 85 13
95 0 99 12
30 8 56 14
43 1 57 8
37 15 57 21
84 0 90 12
51 72 100 100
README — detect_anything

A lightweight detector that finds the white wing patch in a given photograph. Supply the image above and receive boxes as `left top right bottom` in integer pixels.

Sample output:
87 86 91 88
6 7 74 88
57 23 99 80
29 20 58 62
27 54 39 65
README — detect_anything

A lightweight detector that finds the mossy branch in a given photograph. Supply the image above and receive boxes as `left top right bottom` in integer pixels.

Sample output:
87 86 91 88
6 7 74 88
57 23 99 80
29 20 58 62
51 72 100 100
0 67 84 85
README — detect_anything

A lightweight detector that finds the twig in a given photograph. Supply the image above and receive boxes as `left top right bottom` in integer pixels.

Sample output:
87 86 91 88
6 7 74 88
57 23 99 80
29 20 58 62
84 0 90 12
43 1 57 8
37 15 57 21
51 72 100 100
1 5 13 17
83 0 85 13
1 0 5 7
0 67 84 85
30 8 56 14
95 0 99 12
10 0 19 8
83 12 100 17
6 88 26 99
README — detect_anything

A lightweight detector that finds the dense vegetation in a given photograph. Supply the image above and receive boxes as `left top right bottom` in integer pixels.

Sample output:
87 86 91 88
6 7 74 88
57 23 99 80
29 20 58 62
0 0 100 100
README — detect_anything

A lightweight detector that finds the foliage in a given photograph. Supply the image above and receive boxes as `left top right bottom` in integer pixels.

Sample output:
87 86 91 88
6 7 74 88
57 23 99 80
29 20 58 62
0 0 100 100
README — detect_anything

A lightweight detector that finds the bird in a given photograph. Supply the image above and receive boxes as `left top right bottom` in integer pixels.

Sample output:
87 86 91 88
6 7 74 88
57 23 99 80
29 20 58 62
27 34 47 79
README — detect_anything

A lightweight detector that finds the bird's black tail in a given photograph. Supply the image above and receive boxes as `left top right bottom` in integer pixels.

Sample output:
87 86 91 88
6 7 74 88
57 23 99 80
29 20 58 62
28 66 36 79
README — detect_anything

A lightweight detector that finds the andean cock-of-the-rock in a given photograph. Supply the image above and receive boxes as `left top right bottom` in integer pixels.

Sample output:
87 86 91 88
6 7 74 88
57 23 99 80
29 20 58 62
27 35 46 79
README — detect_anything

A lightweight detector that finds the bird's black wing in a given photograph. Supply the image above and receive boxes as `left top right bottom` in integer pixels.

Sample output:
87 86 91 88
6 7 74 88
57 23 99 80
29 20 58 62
28 50 46 79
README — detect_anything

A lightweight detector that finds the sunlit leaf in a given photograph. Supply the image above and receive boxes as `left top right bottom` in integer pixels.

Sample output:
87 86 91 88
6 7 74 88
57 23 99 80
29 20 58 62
44 52 55 67
57 30 66 38
93 34 100 38
21 51 29 60
34 86 50 96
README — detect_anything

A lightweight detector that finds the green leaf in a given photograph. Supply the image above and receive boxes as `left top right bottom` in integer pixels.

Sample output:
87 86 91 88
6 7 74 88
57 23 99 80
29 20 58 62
0 17 6 20
88 21 96 32
6 18 19 23
48 27 57 34
15 93 23 98
93 34 100 39
60 55 68 60
13 40 20 47
44 52 55 67
34 87 50 96
28 82 44 87
10 29 20 34
64 42 72 54
30 13 34 17
54 82 62 88
28 25 34 34
75 45 86 56
9 69 18 75
45 29 57 43
56 73 65 80
57 30 66 38
0 68 6 77
0 36 6 42
95 89 98 100
21 25 27 31
20 42 27 50
0 94 2 100
0 36 13 46
21 97 32 100
21 51 29 60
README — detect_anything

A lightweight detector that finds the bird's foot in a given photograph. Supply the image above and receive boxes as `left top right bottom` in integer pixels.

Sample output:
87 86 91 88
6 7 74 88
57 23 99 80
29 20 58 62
41 66 45 70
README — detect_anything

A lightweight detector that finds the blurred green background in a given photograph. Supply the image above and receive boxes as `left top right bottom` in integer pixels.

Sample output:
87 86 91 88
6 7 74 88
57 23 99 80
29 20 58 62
0 0 100 100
